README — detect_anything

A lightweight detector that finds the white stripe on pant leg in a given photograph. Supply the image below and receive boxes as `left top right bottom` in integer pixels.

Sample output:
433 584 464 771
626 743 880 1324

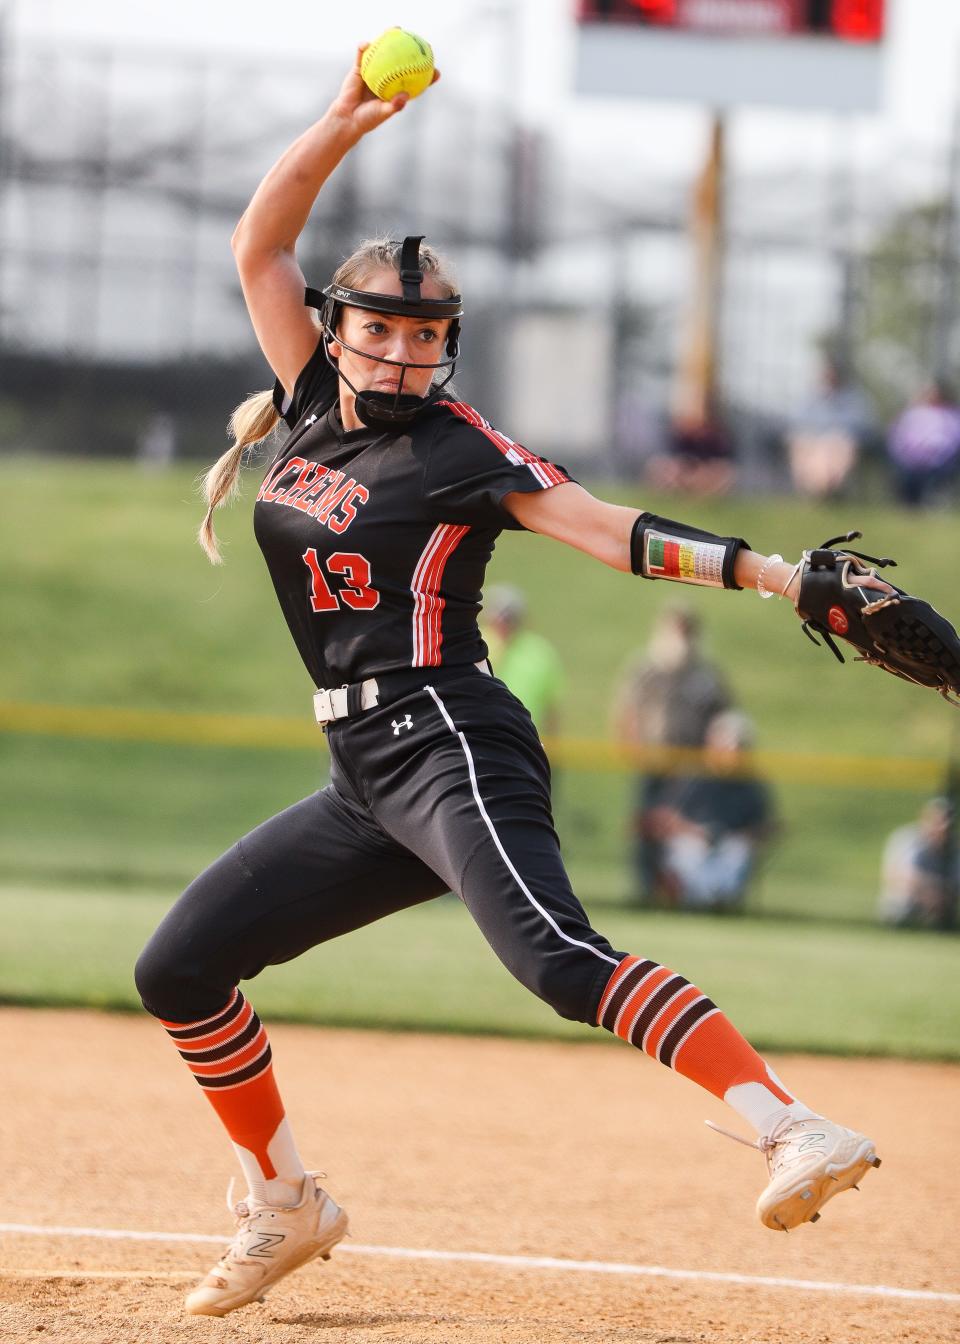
425 686 618 968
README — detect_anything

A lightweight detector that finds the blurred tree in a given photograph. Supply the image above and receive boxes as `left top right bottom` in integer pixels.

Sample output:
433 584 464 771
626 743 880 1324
846 198 957 423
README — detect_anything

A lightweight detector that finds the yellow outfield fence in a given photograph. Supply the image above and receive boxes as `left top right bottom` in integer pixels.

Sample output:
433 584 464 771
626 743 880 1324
0 700 946 791
0 700 316 752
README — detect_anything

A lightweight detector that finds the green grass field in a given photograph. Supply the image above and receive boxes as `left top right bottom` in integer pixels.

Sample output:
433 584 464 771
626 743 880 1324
1 456 957 1058
1 880 956 1059
2 456 956 748
0 732 930 924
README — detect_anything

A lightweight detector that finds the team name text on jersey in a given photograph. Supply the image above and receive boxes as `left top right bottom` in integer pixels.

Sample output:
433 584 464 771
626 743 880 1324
257 456 370 536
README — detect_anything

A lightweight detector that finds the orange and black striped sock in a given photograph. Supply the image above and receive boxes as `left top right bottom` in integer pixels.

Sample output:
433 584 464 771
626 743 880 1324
598 955 815 1135
159 989 305 1200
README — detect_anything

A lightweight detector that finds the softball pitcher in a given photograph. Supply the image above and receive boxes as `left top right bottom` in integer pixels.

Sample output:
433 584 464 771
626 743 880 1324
133 45 935 1319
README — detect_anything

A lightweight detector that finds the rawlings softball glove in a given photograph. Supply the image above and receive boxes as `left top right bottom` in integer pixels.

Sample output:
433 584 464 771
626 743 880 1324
795 531 960 707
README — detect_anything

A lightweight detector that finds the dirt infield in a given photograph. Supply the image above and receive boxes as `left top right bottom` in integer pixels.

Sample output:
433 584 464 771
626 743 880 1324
1 1008 957 1344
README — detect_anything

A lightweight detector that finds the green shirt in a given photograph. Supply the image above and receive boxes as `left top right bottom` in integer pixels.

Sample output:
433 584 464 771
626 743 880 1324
491 630 564 728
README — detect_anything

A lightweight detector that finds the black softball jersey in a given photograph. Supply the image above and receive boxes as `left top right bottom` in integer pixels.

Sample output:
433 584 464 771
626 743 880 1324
136 342 625 1032
254 340 572 689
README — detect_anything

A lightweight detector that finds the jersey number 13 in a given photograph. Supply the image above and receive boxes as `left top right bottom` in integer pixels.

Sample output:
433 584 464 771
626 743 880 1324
302 547 379 612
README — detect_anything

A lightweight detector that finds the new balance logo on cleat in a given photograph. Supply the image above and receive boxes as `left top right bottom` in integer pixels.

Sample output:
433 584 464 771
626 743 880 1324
392 715 414 734
798 1132 826 1153
755 1117 880 1231
185 1174 348 1317
247 1232 286 1258
707 1116 880 1232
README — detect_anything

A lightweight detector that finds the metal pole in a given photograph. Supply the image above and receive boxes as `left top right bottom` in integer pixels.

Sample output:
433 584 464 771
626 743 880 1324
490 0 522 424
0 2 13 349
182 57 210 356
66 46 112 356
933 45 960 379
831 112 857 375
671 108 726 428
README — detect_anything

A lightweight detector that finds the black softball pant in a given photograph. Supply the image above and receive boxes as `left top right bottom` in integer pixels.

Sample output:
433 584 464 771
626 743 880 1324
135 667 626 1026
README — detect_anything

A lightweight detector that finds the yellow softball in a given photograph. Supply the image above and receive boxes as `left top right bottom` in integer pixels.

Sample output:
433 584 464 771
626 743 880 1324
360 27 434 102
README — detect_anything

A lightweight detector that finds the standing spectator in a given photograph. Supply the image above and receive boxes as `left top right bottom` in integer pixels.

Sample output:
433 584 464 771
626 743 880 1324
786 357 874 500
887 378 960 507
613 604 732 902
878 796 959 929
646 710 776 912
484 585 564 737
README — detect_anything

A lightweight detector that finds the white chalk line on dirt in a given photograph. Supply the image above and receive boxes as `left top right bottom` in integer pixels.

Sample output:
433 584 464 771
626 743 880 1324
1 1223 957 1305
4 1269 195 1281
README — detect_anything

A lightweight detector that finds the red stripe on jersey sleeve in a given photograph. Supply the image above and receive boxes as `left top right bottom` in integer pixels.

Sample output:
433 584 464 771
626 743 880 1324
437 401 570 490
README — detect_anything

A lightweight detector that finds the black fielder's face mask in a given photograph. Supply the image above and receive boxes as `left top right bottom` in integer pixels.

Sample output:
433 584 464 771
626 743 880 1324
305 235 463 429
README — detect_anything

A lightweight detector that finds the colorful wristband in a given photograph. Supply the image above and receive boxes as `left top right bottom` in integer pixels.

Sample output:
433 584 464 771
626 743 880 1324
630 513 751 591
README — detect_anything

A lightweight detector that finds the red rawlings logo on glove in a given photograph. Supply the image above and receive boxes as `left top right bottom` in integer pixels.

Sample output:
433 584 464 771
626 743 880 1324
828 605 850 635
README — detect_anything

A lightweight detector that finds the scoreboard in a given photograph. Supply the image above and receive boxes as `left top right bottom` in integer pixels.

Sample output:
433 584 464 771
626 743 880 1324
577 1 885 43
575 0 886 110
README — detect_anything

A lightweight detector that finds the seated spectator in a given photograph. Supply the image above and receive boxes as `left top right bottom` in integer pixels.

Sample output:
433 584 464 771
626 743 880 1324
613 605 732 904
644 710 775 912
878 797 958 929
786 357 874 500
887 378 960 508
645 406 735 497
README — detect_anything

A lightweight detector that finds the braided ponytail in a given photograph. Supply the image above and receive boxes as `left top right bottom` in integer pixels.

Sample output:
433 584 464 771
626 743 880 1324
198 389 280 564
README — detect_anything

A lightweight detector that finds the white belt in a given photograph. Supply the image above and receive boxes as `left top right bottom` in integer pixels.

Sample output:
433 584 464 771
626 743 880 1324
313 679 380 726
313 661 491 727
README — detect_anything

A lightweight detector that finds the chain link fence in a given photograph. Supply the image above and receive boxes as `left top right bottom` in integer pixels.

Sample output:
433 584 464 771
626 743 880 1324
2 30 960 479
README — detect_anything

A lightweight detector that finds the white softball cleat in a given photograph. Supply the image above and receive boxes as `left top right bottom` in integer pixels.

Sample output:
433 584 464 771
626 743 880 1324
185 1172 349 1317
755 1116 880 1231
708 1115 880 1231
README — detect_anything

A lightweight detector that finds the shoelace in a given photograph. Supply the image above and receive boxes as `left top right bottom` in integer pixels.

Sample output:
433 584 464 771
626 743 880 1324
705 1118 806 1175
225 1178 249 1221
224 1170 327 1218
706 1119 776 1153
204 1175 327 1271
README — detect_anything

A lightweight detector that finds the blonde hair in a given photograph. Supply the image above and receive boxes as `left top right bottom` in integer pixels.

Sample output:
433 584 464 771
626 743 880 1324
199 237 459 564
332 235 458 297
198 389 282 564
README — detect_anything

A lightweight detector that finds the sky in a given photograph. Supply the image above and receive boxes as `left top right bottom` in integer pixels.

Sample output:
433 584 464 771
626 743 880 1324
9 0 960 189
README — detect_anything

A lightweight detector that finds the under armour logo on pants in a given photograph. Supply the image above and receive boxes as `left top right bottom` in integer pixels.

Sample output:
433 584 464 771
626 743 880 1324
392 715 413 735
